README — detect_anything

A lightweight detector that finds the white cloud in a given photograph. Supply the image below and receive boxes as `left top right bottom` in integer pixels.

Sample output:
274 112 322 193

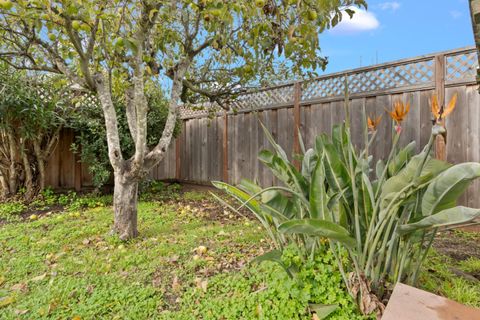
450 10 462 19
330 7 380 35
378 2 401 11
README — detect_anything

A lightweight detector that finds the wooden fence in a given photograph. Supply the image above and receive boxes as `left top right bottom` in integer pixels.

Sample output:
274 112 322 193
153 46 480 206
44 46 480 207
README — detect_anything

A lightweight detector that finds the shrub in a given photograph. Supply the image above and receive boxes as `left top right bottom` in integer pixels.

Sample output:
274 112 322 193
68 86 181 189
215 91 480 316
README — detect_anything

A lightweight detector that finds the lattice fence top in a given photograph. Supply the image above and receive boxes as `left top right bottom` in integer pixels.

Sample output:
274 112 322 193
446 50 479 83
180 46 478 119
25 47 478 120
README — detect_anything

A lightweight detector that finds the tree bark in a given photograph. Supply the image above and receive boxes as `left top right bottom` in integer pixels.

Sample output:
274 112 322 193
6 129 18 195
112 172 139 240
0 171 8 198
19 139 34 200
33 139 46 192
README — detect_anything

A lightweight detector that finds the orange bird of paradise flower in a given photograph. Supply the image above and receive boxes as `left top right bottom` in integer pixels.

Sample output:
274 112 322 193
431 93 457 123
367 114 382 132
387 100 410 124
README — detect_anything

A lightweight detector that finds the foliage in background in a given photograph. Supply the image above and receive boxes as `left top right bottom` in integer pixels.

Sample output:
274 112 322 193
69 85 181 189
215 91 480 316
0 63 68 199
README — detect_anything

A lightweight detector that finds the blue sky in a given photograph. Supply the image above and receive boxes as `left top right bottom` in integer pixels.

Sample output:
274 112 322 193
319 0 475 73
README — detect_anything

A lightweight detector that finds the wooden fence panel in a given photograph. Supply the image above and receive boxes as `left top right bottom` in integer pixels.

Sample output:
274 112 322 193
41 47 480 209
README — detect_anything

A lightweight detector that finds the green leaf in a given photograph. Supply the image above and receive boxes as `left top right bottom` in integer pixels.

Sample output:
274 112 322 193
251 249 283 265
388 141 416 176
421 163 480 216
322 142 350 192
310 160 327 219
309 304 338 319
381 155 450 199
278 219 356 248
398 206 480 234
376 159 385 180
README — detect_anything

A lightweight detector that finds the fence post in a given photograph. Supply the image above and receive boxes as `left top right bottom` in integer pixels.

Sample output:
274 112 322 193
222 111 229 182
434 54 446 161
293 82 302 169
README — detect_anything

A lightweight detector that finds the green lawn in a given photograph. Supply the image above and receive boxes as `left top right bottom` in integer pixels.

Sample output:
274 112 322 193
1 189 478 319
0 190 362 319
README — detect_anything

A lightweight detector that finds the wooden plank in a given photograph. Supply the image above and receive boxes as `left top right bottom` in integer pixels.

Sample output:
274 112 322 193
434 54 446 160
370 95 392 162
319 102 333 135
301 105 311 149
466 85 480 208
222 113 228 182
446 86 468 205
183 120 191 180
227 112 236 183
310 104 323 144
60 129 75 188
293 83 301 169
419 90 434 151
277 108 289 160
399 92 419 148
191 119 200 181
330 99 345 128
250 112 259 183
200 118 208 182
175 135 181 180
383 283 480 320
349 98 365 150
446 86 467 165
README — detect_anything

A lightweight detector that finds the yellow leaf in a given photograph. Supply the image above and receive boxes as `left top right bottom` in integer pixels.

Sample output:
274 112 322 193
30 273 47 282
0 296 15 308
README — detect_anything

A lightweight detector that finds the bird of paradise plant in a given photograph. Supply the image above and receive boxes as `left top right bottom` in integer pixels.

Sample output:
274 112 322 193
214 89 480 318
431 93 458 123
367 114 382 132
387 100 410 133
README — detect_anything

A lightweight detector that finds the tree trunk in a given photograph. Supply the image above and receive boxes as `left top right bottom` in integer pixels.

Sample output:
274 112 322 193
0 171 8 199
20 139 34 200
6 129 18 195
33 139 46 191
112 172 139 240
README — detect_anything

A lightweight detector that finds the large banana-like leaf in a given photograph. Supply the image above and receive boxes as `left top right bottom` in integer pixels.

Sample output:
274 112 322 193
259 149 309 196
381 155 450 201
310 160 328 219
421 162 480 216
388 141 416 176
278 219 356 248
302 148 318 182
322 142 351 192
212 181 264 220
398 206 480 234
238 179 294 219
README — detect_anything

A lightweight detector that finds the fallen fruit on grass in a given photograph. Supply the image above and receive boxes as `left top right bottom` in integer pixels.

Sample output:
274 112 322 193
192 254 201 261
29 214 38 220
196 245 207 254
117 244 125 250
